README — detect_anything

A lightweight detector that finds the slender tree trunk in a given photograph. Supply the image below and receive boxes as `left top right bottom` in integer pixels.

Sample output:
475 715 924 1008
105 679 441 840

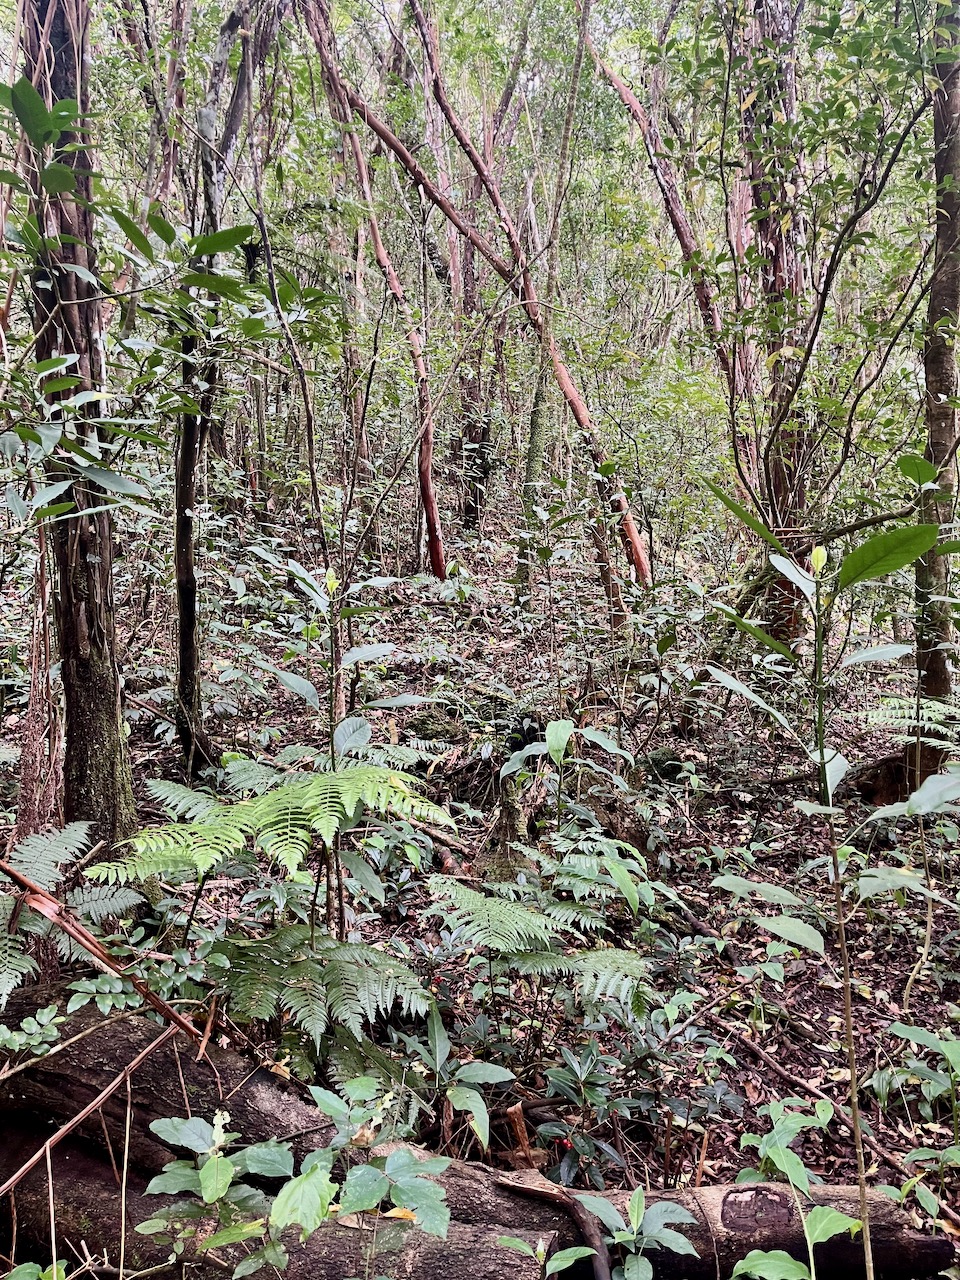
22 0 136 848
912 5 960 784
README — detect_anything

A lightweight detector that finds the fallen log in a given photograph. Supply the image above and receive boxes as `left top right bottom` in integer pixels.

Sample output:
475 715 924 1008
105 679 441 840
0 994 954 1280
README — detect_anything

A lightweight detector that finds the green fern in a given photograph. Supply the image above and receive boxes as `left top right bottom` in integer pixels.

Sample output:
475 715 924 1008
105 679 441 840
93 763 453 885
427 877 558 951
572 949 650 1017
0 935 37 1006
5 822 92 891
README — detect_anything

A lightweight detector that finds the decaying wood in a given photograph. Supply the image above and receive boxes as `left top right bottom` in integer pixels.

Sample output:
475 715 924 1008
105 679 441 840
0 999 954 1280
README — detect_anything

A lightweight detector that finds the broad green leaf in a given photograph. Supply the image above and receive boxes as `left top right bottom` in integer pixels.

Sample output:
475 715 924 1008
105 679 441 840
716 604 798 662
447 1085 489 1148
308 1085 350 1120
915 1183 940 1216
546 719 576 765
732 1249 811 1280
40 162 75 194
147 211 177 245
640 1201 699 1232
573 1192 627 1235
712 874 802 906
180 270 250 301
190 224 256 256
269 1163 337 1236
804 1205 861 1245
341 642 396 667
333 715 371 756
546 1247 598 1276
455 1061 515 1085
624 1257 654 1280
427 1004 451 1072
840 644 912 667
889 1022 948 1053
111 209 155 262
904 769 960 815
340 849 385 904
770 554 816 607
807 746 849 801
199 1154 235 1203
604 854 640 914
339 1163 389 1214
649 1226 700 1256
144 1163 202 1195
76 465 150 499
705 667 794 735
497 1237 536 1257
579 725 635 763
837 526 939 592
754 914 824 954
12 76 53 146
702 477 786 553
857 867 948 903
628 1186 646 1232
898 454 938 485
232 1140 294 1179
198 1219 265 1251
259 662 319 711
149 1116 216 1153
389 1176 450 1237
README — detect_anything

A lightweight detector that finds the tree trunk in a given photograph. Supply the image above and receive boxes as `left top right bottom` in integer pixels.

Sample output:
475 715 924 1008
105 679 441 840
0 997 953 1280
911 4 960 785
22 0 136 849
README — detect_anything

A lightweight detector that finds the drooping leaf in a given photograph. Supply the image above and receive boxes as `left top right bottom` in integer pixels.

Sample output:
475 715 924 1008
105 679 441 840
770 555 815 607
339 1163 389 1215
705 667 794 735
111 208 155 262
732 1249 811 1280
11 76 53 146
545 719 576 765
199 1154 235 1203
546 1247 598 1276
341 642 396 667
754 914 824 954
837 526 939 592
804 1205 861 1245
840 644 913 667
712 875 802 906
702 478 786 553
149 1116 216 1153
447 1085 490 1148
716 604 798 662
269 1163 337 1236
190 224 256 256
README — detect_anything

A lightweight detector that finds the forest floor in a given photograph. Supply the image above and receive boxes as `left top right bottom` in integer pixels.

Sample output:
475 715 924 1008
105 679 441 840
3 525 958 1234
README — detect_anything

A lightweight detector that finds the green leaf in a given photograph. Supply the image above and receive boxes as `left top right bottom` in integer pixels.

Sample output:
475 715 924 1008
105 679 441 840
915 1183 940 1217
770 555 816 608
341 642 396 667
712 874 802 906
639 1201 699 1232
39 162 75 194
340 849 385 903
455 1061 515 1085
898 454 938 485
573 1192 627 1235
76 464 150 498
180 270 250 301
628 1186 646 1232
840 643 912 667
190 224 256 256
904 769 960 815
447 1085 489 1148
705 667 794 735
269 1163 337 1236
889 1021 948 1053
199 1219 266 1250
732 1250 811 1280
624 1257 654 1280
702 478 786 553
147 211 177 245
715 604 798 662
150 1116 216 1153
546 1246 598 1275
11 76 53 146
804 1205 861 1245
649 1226 700 1256
427 1004 451 1072
232 1140 294 1179
308 1085 350 1121
497 1236 537 1257
111 209 155 262
200 1154 235 1203
754 914 824 953
837 526 939 592
259 662 319 711
604 854 640 914
546 719 576 765
578 725 635 764
144 1163 203 1195
389 1176 450 1237
333 716 371 756
339 1163 389 1215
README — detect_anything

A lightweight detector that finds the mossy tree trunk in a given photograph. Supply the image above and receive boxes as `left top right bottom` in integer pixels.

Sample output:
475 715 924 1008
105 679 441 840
23 0 136 848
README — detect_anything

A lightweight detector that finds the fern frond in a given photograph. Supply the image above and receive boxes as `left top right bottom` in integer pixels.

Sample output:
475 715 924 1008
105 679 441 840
67 884 144 923
571 949 650 1017
324 950 429 1038
428 877 558 952
223 758 289 795
280 965 329 1046
90 808 256 884
0 935 37 1008
508 951 576 978
5 822 92 891
146 780 219 821
541 901 607 933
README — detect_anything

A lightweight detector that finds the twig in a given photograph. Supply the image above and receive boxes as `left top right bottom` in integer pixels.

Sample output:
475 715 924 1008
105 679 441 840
496 1171 612 1280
